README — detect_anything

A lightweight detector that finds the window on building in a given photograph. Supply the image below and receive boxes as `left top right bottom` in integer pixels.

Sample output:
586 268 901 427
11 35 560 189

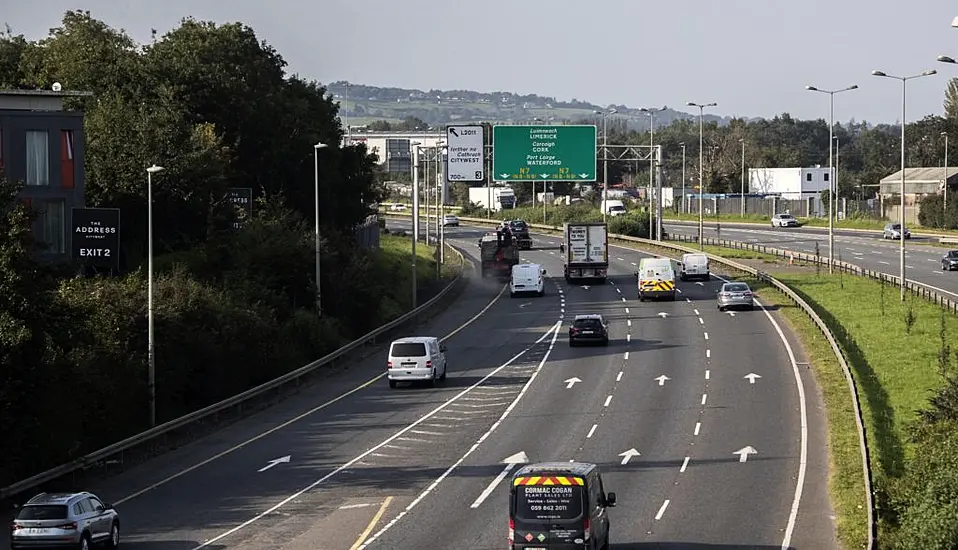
0 127 5 175
806 173 812 182
824 172 830 181
60 130 75 189
26 130 50 186
37 199 65 254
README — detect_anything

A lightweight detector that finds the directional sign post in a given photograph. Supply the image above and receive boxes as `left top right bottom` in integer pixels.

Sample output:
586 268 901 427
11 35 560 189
492 125 597 182
446 125 485 182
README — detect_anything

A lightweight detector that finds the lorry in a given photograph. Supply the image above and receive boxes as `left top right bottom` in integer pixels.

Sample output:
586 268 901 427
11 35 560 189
468 186 516 211
562 222 609 283
479 230 519 279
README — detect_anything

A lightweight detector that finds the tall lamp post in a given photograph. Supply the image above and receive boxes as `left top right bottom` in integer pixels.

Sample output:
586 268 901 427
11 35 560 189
146 164 164 428
871 69 937 300
943 132 950 212
739 138 746 217
805 84 858 273
687 101 717 250
313 142 328 317
411 141 422 308
679 142 687 213
595 109 617 223
641 106 667 237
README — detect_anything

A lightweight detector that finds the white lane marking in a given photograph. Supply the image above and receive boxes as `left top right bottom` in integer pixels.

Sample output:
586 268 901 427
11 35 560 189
693 309 700 315
115 279 510 506
928 258 937 262
587 424 598 438
705 370 710 380
686 297 692 303
624 351 630 360
627 334 631 342
703 332 709 340
701 393 708 406
906 264 914 269
627 319 632 327
631 262 637 266
616 257 625 261
706 349 711 359
680 457 690 473
359 322 563 548
694 422 701 436
339 502 375 510
395 437 434 443
604 395 613 407
879 260 890 265
616 288 622 294
621 297 627 302
191 322 562 549
676 288 682 294
616 371 623 382
934 270 944 274
470 464 518 509
625 308 630 313
698 317 704 325
654 499 671 521
410 430 445 436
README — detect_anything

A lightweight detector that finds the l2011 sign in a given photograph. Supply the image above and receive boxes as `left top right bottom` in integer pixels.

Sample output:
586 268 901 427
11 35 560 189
492 125 596 182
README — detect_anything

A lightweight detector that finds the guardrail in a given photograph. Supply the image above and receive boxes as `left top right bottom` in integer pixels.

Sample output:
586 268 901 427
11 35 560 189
386 212 877 547
662 217 955 240
1 246 468 502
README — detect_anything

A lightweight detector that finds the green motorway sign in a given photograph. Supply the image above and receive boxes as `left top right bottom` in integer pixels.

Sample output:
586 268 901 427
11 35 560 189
492 125 597 182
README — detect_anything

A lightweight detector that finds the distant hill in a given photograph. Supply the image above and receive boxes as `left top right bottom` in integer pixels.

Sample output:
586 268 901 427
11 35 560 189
324 81 749 130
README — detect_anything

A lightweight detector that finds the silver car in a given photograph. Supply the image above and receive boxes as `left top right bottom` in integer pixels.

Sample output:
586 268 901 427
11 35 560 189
10 492 119 549
942 250 958 271
882 222 910 240
717 282 755 311
771 213 799 227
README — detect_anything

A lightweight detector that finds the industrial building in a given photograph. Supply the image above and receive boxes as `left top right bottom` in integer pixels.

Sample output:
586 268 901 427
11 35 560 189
748 166 834 199
344 131 446 174
0 89 90 261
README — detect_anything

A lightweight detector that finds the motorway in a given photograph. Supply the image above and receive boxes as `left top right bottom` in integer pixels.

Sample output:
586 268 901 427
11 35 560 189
3 219 838 549
664 219 958 299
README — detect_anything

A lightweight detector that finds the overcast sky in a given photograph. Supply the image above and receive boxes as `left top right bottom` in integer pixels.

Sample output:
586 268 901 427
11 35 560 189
5 0 958 124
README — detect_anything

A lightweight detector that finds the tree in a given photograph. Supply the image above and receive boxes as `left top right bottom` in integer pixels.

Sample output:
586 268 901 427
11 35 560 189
945 78 958 120
0 26 28 88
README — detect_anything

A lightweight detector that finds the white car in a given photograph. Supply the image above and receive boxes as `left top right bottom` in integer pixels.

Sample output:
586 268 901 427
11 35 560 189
442 214 459 226
771 213 799 227
387 336 447 388
389 203 408 211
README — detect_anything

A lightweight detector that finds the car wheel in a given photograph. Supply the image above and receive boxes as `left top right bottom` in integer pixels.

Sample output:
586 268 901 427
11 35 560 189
603 338 609 346
718 305 725 312
569 340 576 347
439 364 447 381
79 533 91 550
388 379 397 389
106 521 119 549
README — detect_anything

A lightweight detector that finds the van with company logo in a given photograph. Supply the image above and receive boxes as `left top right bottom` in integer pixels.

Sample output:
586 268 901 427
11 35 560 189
679 253 710 281
509 462 615 550
511 263 546 297
635 257 676 301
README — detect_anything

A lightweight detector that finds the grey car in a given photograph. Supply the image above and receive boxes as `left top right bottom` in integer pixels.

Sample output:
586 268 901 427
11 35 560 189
717 282 755 311
10 492 119 549
771 213 799 227
943 250 958 271
882 222 910 240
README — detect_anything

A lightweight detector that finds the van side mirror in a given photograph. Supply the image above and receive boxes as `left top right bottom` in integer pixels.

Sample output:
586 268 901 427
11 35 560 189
633 271 639 277
103 502 114 510
542 269 547 275
439 344 447 353
605 492 616 507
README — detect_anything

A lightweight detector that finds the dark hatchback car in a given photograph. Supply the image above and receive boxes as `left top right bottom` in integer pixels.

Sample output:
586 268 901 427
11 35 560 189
509 462 615 550
569 314 609 347
943 250 958 271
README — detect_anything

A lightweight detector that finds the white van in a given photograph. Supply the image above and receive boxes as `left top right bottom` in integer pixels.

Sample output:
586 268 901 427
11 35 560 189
679 253 710 281
636 257 676 301
511 263 546 297
387 336 447 388
602 199 627 217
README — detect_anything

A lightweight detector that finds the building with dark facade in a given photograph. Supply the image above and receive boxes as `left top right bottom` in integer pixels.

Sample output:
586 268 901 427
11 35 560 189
0 89 90 261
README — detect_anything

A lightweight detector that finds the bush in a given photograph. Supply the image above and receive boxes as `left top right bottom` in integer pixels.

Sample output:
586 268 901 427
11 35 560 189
918 194 958 230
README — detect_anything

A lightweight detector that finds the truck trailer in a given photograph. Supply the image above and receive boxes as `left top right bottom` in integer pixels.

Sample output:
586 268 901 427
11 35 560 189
563 222 608 283
468 186 517 211
479 231 519 279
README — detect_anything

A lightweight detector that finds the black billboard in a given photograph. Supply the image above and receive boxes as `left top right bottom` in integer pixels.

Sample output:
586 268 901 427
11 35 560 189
227 188 253 228
71 207 120 271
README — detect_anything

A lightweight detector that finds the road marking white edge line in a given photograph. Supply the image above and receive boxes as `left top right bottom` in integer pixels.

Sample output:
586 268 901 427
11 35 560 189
654 499 670 521
358 320 563 548
116 280 509 507
190 320 562 550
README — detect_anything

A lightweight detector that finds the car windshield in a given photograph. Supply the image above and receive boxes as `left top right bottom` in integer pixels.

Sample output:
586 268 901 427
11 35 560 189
514 484 585 522
573 318 602 329
511 221 528 230
947 251 958 258
17 505 68 520
724 283 749 292
890 224 901 230
778 214 793 219
391 342 426 356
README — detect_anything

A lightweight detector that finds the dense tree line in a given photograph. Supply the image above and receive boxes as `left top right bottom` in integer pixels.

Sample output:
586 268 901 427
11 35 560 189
0 12 449 489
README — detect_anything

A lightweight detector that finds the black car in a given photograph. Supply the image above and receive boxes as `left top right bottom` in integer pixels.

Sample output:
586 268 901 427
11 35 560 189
943 250 958 271
569 314 609 346
509 462 615 550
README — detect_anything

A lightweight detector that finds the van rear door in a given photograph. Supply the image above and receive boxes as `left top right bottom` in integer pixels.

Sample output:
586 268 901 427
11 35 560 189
511 476 588 548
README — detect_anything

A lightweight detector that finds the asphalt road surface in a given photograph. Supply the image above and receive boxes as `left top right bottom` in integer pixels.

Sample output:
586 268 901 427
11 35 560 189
665 219 958 299
3 219 838 549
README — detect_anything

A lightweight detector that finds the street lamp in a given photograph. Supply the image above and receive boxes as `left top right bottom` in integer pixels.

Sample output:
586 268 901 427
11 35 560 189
739 138 746 217
411 141 422 309
595 109 617 223
871 69 937 301
313 143 328 317
943 132 950 212
679 142 687 213
687 101 717 250
145 164 164 428
641 106 667 240
805 84 858 274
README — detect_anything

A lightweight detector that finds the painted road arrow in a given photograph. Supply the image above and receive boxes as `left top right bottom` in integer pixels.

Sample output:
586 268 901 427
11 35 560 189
619 448 641 465
727 311 736 317
655 375 670 386
564 377 582 389
657 312 669 318
582 285 590 290
744 373 762 384
518 302 532 309
695 282 704 286
258 455 291 472
471 451 529 508
733 446 757 463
